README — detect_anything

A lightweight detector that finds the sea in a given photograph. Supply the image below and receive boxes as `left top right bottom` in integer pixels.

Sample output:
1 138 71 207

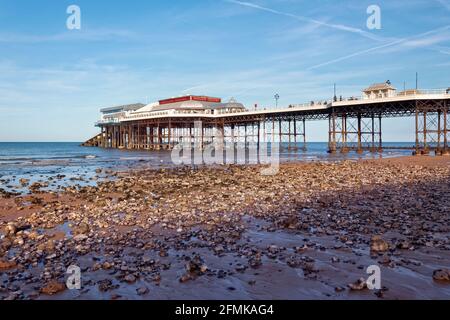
0 142 414 194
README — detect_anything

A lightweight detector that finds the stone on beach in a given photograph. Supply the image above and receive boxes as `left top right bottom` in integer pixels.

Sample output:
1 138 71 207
40 280 66 295
432 269 450 282
0 259 17 270
348 278 367 291
19 178 30 187
370 236 390 252
124 274 137 283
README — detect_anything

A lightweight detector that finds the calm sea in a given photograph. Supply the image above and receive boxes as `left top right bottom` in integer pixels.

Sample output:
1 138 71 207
0 142 414 194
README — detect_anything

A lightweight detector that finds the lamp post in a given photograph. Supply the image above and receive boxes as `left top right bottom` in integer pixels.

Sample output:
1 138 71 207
274 93 280 108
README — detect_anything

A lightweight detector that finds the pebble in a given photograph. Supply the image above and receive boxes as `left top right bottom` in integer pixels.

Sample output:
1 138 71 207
136 287 149 295
433 269 450 281
370 236 390 252
41 280 66 295
348 278 367 291
124 274 137 283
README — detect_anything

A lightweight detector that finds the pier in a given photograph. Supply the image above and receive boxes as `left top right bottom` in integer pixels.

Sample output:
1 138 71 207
84 83 450 156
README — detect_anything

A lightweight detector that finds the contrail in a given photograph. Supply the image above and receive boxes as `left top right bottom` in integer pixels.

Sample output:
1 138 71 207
307 25 450 70
435 0 450 11
224 0 386 41
224 0 450 71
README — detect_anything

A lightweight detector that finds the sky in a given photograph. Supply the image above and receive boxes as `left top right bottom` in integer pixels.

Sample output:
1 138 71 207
0 0 449 142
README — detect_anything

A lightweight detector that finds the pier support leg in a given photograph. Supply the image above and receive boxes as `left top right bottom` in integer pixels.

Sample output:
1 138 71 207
168 120 172 150
302 118 307 151
377 115 382 152
158 124 162 150
244 123 248 149
257 121 261 151
414 100 447 155
288 119 292 150
328 113 337 154
278 119 282 150
357 114 363 154
444 106 449 155
341 115 349 153
328 113 382 153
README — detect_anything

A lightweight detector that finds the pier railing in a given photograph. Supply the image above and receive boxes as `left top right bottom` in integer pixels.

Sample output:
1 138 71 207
287 89 450 109
95 88 450 126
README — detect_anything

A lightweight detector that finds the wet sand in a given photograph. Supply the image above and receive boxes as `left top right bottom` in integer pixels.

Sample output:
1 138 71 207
0 156 449 300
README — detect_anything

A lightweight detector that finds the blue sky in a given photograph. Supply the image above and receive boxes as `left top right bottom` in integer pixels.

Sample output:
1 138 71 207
0 0 449 142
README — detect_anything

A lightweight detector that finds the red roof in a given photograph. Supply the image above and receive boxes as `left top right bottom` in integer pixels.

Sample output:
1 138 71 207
159 95 221 105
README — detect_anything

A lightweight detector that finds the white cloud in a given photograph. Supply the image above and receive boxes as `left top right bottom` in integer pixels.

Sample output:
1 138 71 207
0 29 139 43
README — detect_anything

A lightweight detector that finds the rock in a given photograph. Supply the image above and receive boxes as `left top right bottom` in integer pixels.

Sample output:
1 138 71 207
249 253 262 268
98 279 115 292
396 240 412 250
124 274 136 283
213 245 225 254
286 256 302 268
0 238 12 251
73 222 90 235
295 245 308 253
5 222 17 235
179 273 191 283
267 245 280 254
159 250 168 257
14 236 24 246
46 253 57 260
41 240 55 252
280 216 298 229
184 255 207 276
348 278 367 291
74 234 88 242
235 264 246 272
331 257 340 263
432 269 450 281
379 254 392 265
136 287 149 295
6 223 31 236
41 280 66 295
19 178 30 186
0 259 17 270
370 236 389 252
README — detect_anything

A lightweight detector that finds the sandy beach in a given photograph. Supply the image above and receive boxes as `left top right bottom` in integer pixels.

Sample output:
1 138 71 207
1 155 449 300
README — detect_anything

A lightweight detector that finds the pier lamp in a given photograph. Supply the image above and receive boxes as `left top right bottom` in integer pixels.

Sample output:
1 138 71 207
274 94 280 108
